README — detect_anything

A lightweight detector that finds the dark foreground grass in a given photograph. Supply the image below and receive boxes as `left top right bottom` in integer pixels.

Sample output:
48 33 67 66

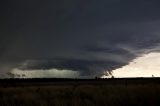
0 84 160 106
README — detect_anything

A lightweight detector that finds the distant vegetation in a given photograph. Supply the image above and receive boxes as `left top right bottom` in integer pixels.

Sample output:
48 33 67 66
0 79 160 106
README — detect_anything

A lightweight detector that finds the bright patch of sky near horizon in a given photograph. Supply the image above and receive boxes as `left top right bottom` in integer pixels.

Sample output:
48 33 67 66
111 52 160 78
11 69 80 78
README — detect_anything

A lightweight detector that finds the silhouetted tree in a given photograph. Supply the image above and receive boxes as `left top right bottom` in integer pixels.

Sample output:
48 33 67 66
22 74 26 78
7 72 15 78
95 76 98 79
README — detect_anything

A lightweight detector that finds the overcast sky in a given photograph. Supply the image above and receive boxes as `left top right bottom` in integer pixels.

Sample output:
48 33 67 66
1 0 160 78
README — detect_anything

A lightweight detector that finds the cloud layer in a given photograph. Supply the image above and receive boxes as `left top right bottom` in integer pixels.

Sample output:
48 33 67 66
1 0 160 78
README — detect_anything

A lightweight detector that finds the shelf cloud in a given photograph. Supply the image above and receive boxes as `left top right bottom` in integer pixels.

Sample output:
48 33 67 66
1 0 160 78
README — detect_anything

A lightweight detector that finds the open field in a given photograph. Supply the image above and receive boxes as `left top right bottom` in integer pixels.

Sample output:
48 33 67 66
0 78 160 106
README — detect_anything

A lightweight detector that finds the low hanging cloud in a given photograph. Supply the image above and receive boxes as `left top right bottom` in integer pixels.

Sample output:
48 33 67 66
17 34 160 78
18 59 115 77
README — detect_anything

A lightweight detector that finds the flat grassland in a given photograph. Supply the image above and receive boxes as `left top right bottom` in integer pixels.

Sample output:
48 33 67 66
0 78 160 106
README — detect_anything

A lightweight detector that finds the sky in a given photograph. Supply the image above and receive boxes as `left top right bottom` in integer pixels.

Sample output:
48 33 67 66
101 52 160 78
1 0 160 78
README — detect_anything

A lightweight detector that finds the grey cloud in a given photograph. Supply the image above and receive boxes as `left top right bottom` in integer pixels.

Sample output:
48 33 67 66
1 0 160 78
18 59 121 77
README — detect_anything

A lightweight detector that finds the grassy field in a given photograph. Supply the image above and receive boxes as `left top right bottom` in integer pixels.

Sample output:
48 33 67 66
0 79 160 106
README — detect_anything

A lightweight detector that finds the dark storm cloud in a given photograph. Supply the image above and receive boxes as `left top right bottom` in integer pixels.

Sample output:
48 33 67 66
18 59 123 76
1 0 160 77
